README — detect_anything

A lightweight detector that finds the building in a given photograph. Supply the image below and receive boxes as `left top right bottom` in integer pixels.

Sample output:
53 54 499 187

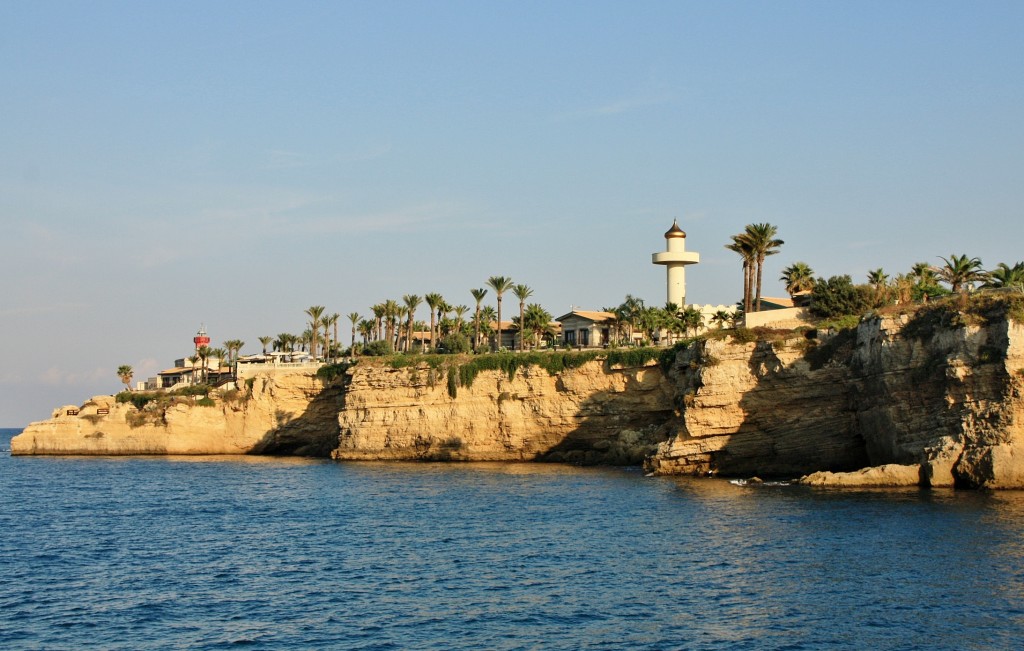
555 310 616 348
652 219 700 307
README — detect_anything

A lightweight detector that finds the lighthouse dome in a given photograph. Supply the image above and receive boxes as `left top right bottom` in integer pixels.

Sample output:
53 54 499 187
665 219 686 239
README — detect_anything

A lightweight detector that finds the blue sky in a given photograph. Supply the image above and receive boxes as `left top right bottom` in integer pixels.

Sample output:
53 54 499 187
2 1 1022 426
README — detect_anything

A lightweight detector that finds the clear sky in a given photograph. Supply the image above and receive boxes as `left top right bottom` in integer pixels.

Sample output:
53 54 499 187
2 1 1022 426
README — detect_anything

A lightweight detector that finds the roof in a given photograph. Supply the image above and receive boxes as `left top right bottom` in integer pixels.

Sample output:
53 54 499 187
665 219 686 239
758 296 796 309
158 367 196 376
555 310 616 324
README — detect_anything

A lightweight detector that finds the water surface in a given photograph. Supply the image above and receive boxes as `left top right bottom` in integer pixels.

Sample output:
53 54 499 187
2 428 1023 650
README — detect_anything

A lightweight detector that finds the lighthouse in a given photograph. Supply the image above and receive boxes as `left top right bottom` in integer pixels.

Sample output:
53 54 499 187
193 325 210 352
652 220 700 307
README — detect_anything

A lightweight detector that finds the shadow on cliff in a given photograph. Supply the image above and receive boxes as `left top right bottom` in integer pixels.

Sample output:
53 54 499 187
533 362 678 466
248 376 347 457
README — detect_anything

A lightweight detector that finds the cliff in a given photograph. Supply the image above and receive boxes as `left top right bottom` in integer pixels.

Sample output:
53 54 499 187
11 368 340 456
13 295 1024 488
647 295 1024 488
332 358 675 464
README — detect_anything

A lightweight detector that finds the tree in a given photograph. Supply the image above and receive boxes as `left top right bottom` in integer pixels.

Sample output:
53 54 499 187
743 223 784 312
197 345 212 384
681 306 704 337
117 365 134 391
936 254 985 294
522 303 554 348
325 313 340 360
982 262 1024 290
371 303 386 342
470 288 488 352
402 294 422 353
305 305 325 359
809 275 874 319
347 312 361 352
711 310 731 329
512 284 534 351
486 276 514 351
424 293 444 352
475 306 497 350
780 262 815 299
726 234 756 313
258 336 273 355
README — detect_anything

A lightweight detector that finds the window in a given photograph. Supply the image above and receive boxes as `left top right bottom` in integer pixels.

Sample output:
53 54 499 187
564 330 576 346
579 329 590 347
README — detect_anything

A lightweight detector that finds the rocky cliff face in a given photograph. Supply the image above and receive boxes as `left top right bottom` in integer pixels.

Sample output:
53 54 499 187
648 297 1024 488
11 369 339 456
14 297 1024 488
333 360 675 464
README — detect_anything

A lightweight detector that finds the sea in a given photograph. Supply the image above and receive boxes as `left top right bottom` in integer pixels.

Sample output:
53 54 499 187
2 427 1023 650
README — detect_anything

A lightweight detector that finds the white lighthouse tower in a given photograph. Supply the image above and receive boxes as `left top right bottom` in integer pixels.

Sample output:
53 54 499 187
652 219 700 307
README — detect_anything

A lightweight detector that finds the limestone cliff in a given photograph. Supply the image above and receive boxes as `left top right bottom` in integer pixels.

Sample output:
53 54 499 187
332 360 675 464
13 295 1024 489
11 369 339 456
647 296 1024 488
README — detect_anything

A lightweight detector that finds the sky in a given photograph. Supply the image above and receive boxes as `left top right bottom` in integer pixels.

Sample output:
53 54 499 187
2 1 1022 426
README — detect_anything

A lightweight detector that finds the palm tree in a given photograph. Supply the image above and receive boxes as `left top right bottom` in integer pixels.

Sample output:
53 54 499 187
453 305 469 330
258 336 273 355
511 284 533 351
476 306 497 350
936 254 985 293
867 268 888 291
347 312 361 352
424 293 444 352
358 319 375 346
305 305 325 359
522 303 554 349
371 303 386 342
780 262 815 299
911 262 938 285
470 288 488 352
681 306 704 337
743 223 784 312
726 234 756 313
486 276 514 351
326 313 340 360
982 262 1024 290
402 294 422 352
197 346 211 384
711 310 731 329
117 365 133 391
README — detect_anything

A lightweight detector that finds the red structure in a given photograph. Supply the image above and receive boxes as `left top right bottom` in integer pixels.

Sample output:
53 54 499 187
194 325 210 351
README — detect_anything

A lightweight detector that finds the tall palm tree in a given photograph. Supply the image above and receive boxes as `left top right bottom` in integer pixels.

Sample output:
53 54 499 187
371 303 386 342
470 288 488 352
468 288 489 350
402 294 422 352
486 276 514 351
258 336 273 355
327 313 340 360
305 305 325 359
197 346 211 384
424 293 444 352
512 284 533 351
682 306 704 337
358 319 375 345
936 254 985 293
117 365 133 391
726 234 756 313
347 312 361 352
780 262 815 299
743 223 784 312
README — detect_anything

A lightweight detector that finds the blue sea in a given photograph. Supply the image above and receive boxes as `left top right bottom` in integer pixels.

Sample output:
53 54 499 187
2 427 1023 650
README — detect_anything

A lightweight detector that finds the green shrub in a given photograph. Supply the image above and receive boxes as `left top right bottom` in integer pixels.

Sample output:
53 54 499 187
363 340 394 356
809 275 874 319
317 362 352 381
196 396 216 407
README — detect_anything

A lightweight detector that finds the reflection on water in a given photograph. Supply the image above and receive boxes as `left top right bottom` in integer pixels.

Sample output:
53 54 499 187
2 431 1024 650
